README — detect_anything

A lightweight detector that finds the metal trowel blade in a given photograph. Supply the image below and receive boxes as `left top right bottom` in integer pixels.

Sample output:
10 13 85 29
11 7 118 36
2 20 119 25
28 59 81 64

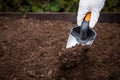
66 33 79 48
66 26 97 48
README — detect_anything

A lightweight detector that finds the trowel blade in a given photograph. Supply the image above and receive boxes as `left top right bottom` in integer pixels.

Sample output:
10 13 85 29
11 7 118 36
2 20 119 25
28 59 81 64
66 26 97 49
66 33 79 48
66 33 94 48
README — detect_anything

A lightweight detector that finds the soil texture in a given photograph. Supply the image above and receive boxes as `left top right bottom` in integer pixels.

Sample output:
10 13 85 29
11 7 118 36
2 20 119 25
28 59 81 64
0 17 120 80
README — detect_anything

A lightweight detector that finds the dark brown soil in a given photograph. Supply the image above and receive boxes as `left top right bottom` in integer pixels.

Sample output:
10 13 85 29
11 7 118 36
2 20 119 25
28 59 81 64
0 17 120 80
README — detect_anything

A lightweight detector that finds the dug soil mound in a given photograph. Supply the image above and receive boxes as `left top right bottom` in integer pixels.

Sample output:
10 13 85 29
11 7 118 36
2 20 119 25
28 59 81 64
0 17 120 80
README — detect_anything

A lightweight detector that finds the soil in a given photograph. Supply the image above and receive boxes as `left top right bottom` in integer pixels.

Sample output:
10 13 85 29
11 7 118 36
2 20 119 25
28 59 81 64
0 17 120 80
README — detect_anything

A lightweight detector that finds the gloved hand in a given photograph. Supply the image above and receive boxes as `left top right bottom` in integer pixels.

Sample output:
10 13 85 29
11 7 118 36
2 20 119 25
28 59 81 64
77 0 105 28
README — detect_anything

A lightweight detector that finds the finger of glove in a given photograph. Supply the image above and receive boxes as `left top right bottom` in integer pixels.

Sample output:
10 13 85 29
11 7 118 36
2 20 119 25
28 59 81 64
77 7 89 26
89 10 100 28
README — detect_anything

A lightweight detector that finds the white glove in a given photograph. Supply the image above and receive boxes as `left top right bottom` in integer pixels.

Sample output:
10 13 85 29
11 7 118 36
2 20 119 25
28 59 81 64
77 0 105 28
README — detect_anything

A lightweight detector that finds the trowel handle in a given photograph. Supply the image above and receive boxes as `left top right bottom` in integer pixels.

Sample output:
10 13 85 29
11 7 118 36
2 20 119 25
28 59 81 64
80 12 91 40
85 12 91 21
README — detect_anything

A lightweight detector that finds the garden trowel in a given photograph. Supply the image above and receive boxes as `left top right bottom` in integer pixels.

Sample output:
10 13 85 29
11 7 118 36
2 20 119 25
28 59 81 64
66 12 97 48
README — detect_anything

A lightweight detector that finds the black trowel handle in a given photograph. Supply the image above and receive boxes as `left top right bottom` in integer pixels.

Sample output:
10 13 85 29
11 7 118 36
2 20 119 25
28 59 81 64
80 12 91 40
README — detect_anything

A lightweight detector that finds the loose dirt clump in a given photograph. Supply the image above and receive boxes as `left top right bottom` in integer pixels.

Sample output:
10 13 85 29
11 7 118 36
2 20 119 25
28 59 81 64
59 45 90 69
0 17 120 80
